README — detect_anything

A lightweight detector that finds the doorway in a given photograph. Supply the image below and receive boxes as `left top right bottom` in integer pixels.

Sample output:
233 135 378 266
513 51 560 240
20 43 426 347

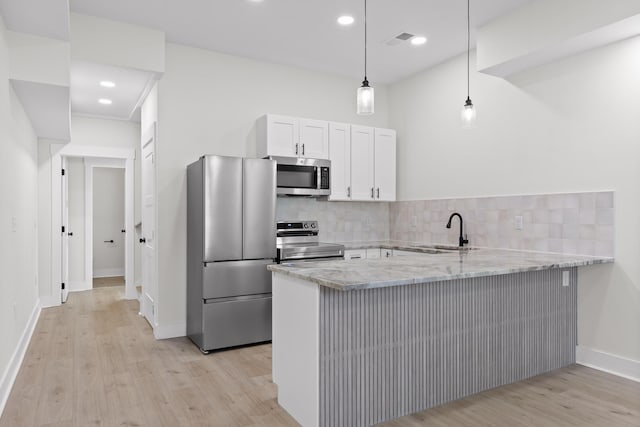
91 165 126 288
52 144 137 307
64 156 132 295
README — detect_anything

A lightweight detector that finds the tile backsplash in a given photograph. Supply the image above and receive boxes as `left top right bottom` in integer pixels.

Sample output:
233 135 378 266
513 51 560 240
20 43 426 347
276 191 615 257
390 192 615 257
276 198 390 242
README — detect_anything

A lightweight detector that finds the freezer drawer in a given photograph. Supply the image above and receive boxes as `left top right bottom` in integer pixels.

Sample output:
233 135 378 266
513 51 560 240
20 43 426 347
202 296 272 350
203 259 273 300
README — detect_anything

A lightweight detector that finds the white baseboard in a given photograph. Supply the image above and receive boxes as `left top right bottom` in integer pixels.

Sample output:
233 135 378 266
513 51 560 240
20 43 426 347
68 280 91 292
0 300 41 417
576 345 640 382
153 322 187 340
93 268 125 278
39 295 60 308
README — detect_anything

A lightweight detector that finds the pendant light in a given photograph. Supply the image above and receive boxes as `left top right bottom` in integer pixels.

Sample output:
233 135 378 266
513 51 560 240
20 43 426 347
357 0 374 115
461 0 476 127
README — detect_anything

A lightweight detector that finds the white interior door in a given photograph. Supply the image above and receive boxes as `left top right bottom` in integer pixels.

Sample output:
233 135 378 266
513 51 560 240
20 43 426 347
61 157 69 303
141 124 157 326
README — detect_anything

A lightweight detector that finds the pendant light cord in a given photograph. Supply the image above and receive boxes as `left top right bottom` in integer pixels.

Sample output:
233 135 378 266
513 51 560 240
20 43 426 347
467 0 470 99
364 0 368 81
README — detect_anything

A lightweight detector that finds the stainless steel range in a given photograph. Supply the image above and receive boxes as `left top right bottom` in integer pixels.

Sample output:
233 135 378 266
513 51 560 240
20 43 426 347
276 221 345 262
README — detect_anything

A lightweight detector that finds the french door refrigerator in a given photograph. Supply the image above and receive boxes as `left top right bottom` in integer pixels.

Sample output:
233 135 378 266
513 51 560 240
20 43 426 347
187 155 276 352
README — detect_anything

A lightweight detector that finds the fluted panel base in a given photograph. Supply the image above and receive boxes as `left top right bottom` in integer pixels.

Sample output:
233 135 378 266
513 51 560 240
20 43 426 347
319 268 577 427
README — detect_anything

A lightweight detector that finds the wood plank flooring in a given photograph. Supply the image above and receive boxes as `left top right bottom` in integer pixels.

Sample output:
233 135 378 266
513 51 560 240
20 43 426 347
92 276 125 289
1 286 638 427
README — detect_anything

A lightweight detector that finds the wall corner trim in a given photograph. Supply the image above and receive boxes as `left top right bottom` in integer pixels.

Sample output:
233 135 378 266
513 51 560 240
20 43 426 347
576 345 640 383
153 322 187 340
0 299 42 417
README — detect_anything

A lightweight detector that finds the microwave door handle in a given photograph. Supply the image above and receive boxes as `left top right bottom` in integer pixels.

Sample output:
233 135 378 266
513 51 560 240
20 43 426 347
317 166 322 190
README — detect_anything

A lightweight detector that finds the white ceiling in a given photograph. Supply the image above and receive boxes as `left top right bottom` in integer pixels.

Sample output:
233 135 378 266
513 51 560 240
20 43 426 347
70 61 155 122
0 0 69 40
69 0 532 84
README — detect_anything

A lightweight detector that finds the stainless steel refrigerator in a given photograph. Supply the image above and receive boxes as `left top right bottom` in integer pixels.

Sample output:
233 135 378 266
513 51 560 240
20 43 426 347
187 155 276 353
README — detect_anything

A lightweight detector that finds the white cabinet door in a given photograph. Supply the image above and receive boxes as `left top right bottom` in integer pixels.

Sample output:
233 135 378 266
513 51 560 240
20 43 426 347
257 115 299 158
345 249 367 260
300 119 329 159
374 128 397 201
351 125 375 201
329 122 351 201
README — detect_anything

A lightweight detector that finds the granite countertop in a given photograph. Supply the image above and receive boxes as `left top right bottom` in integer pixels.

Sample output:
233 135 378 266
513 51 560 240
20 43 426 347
267 246 613 291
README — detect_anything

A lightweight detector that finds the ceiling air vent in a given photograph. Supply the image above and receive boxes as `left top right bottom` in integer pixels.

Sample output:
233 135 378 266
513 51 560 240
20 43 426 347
385 32 415 46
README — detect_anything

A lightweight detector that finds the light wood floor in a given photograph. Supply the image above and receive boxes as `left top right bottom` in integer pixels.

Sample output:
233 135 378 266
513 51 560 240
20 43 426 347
1 287 638 427
92 276 125 288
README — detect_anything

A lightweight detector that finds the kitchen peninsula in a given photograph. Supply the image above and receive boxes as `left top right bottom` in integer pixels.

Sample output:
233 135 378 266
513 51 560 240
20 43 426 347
268 247 613 427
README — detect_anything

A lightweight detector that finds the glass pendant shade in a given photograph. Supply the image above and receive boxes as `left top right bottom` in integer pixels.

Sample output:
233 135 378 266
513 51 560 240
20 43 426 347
357 81 374 115
461 97 476 128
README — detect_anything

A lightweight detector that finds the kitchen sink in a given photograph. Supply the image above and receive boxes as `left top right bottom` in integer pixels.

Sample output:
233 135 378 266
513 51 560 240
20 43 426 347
413 244 478 251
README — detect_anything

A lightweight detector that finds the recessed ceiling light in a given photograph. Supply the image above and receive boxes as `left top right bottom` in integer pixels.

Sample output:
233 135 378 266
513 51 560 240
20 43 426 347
248 0 264 3
98 99 113 105
337 15 355 26
411 36 427 46
100 81 116 88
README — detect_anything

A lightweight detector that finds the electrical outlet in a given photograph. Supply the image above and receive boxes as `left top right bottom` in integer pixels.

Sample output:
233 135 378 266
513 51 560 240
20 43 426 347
514 215 523 230
11 216 17 233
562 270 570 287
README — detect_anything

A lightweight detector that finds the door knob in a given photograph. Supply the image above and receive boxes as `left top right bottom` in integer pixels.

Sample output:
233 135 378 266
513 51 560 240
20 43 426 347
68 232 73 236
104 240 114 243
139 238 146 243
121 229 126 233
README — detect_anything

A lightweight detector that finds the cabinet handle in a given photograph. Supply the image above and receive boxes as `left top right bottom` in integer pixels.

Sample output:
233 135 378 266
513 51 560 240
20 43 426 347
347 186 351 198
295 143 299 155
377 188 380 199
371 188 374 199
302 144 305 156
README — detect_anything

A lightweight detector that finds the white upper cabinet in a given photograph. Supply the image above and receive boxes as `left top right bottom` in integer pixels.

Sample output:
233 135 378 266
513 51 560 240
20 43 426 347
257 115 299 158
374 128 397 201
328 122 351 201
327 124 396 202
257 114 328 159
299 119 329 159
350 125 375 201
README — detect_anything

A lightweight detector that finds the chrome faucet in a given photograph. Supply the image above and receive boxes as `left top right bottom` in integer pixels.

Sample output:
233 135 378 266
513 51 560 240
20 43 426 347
446 212 469 247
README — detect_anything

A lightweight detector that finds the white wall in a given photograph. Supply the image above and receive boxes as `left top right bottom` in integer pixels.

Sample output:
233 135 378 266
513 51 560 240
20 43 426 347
67 157 85 287
37 116 140 302
0 14 40 413
92 167 125 278
388 39 640 362
155 42 391 332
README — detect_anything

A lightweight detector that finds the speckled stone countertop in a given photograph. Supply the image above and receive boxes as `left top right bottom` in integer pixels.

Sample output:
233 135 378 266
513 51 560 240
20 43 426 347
267 246 613 291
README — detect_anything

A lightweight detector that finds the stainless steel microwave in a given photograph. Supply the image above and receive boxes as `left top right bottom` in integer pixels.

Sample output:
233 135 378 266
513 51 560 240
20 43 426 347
269 156 330 197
